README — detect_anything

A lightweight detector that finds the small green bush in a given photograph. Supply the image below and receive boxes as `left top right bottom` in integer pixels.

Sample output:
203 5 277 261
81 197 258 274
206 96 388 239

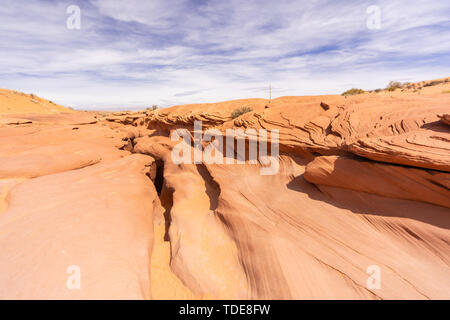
231 106 253 119
341 88 365 96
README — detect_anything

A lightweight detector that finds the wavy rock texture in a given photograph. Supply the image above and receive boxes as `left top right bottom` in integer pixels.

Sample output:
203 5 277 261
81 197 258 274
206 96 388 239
0 80 449 299
0 113 188 299
304 155 450 209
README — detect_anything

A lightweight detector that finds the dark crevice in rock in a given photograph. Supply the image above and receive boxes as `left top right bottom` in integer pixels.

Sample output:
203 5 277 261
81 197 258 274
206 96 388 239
154 159 165 196
145 157 172 242
160 182 174 242
195 164 220 211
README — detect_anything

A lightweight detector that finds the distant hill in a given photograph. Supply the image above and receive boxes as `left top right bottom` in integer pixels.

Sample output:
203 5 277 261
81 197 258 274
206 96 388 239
0 89 72 114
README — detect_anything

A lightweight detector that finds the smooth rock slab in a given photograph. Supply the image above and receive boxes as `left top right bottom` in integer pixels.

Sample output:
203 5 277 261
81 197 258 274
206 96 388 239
0 154 158 299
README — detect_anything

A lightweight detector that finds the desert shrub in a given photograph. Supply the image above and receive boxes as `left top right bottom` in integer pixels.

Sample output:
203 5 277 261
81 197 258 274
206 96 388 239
386 81 402 91
424 80 444 87
341 88 365 96
146 105 159 111
231 106 253 119
401 82 413 89
374 88 382 93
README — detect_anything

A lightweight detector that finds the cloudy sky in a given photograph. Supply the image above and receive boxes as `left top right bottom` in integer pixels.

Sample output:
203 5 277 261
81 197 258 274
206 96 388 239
0 0 449 109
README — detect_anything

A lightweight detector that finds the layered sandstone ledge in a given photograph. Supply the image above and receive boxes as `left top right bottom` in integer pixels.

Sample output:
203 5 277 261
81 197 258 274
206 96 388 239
0 80 449 299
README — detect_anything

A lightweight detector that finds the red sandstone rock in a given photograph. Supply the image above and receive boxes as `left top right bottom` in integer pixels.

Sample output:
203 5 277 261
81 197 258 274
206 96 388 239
0 80 449 299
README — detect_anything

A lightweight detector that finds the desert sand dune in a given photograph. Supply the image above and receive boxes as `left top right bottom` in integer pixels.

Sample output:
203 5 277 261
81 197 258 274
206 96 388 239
0 89 71 115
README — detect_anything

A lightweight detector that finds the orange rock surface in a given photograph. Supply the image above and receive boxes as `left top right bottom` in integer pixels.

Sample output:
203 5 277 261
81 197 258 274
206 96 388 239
0 89 71 114
0 80 449 299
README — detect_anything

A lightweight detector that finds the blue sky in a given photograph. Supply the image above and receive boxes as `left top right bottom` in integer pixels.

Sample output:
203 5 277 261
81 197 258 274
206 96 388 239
0 0 449 109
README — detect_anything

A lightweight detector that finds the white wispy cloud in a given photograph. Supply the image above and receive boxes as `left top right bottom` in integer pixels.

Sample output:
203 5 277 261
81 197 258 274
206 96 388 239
0 0 449 109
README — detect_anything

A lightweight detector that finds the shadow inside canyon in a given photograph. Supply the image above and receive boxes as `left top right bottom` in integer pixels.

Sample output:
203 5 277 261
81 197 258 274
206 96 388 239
287 173 450 230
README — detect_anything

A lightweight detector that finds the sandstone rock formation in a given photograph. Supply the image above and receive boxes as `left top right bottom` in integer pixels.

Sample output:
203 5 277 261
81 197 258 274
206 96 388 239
0 79 449 299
